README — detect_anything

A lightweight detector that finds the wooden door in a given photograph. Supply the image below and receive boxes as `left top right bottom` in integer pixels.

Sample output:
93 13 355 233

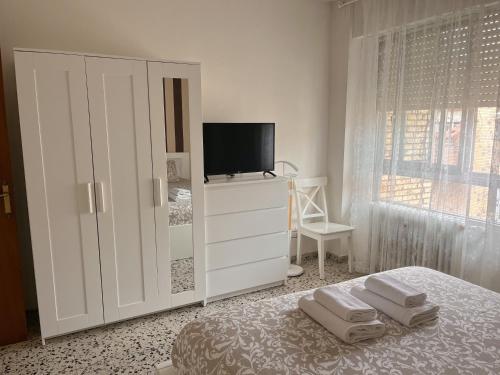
0 51 27 346
14 51 104 339
86 57 159 322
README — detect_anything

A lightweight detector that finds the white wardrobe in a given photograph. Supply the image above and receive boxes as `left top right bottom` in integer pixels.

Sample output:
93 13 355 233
14 49 205 340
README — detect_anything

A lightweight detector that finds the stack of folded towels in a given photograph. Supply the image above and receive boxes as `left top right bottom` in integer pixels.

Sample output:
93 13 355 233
168 187 191 202
298 286 385 344
351 273 440 328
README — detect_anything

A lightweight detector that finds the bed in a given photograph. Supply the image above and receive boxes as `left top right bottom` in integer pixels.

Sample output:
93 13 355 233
159 266 500 374
168 179 192 226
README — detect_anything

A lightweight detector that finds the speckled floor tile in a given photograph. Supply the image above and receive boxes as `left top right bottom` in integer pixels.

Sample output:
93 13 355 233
171 258 194 294
0 255 363 374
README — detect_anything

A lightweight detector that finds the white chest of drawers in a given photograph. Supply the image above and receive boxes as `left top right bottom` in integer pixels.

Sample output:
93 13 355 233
204 175 289 300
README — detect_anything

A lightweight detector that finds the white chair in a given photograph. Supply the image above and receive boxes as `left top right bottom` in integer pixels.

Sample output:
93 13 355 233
293 177 354 279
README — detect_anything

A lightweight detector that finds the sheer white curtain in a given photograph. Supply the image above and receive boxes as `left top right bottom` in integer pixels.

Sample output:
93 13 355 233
346 0 500 291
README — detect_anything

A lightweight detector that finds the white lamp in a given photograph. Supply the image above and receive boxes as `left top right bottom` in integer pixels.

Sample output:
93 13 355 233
275 160 304 277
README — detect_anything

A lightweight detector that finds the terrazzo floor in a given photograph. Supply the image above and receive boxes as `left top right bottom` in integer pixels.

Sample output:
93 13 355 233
0 255 364 374
171 258 194 294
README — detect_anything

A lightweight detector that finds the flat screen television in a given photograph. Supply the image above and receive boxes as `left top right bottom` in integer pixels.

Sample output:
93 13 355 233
203 123 275 180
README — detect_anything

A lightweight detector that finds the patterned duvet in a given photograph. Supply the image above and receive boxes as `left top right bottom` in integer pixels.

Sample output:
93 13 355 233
168 179 192 226
171 267 500 374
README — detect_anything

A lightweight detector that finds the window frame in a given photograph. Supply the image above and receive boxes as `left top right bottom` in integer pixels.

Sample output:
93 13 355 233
374 6 500 223
379 107 500 222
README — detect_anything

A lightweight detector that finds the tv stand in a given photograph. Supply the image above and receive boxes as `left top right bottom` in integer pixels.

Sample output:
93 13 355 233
204 176 288 301
205 172 275 184
263 170 276 177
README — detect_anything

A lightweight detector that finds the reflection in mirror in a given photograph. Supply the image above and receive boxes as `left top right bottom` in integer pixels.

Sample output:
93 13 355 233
164 78 194 294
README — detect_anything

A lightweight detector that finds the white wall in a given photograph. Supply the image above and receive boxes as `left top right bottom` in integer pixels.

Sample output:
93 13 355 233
327 5 351 225
321 5 352 258
0 0 332 309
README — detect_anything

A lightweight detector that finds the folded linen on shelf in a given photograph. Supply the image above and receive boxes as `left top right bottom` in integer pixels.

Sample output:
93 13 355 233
298 294 385 344
313 285 377 322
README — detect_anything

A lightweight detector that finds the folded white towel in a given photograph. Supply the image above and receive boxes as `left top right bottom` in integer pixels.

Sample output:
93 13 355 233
299 294 385 344
365 273 426 307
313 286 377 322
351 286 439 328
168 192 191 202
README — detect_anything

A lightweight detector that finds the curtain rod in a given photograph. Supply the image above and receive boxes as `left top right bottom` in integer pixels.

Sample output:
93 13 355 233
338 0 359 8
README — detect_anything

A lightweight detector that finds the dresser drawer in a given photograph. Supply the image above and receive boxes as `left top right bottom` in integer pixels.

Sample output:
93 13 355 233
205 180 287 216
207 256 288 298
205 207 287 244
206 231 288 271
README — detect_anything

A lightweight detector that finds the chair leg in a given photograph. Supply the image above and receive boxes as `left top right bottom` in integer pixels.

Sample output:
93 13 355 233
348 234 353 273
296 230 302 265
318 238 325 280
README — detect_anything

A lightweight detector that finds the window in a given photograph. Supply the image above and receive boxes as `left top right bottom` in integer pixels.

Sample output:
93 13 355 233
377 8 500 222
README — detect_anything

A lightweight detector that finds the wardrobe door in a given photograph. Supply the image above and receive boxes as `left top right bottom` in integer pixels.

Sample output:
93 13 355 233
14 51 103 338
148 62 205 307
86 57 159 322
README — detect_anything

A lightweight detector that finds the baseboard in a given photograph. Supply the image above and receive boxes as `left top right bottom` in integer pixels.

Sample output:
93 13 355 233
289 236 348 258
291 253 348 263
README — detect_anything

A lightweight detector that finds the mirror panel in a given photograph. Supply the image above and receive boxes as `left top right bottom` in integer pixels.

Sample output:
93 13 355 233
164 78 194 294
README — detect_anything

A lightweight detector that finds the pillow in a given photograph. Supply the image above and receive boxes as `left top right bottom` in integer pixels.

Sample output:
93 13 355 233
167 159 180 182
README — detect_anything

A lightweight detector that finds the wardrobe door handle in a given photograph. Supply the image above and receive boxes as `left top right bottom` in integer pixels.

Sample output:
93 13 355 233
86 182 95 214
153 178 163 207
95 182 106 213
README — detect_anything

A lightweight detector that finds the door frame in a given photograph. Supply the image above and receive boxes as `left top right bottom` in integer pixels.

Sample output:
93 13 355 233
0 49 27 345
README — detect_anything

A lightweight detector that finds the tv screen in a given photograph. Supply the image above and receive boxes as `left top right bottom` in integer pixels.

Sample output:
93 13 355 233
203 123 275 176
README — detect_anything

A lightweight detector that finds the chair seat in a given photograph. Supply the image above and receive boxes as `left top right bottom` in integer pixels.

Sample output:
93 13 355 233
301 222 354 235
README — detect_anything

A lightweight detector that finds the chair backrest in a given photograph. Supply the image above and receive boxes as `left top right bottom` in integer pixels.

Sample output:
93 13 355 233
293 177 329 226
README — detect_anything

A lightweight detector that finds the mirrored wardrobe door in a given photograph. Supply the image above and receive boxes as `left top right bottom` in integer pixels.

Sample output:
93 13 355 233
148 61 205 308
164 77 194 295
